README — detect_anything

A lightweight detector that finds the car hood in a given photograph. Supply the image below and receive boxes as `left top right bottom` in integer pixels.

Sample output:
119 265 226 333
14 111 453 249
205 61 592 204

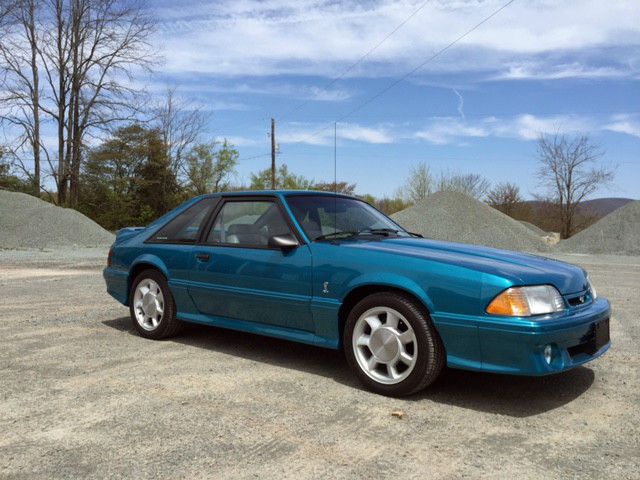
345 237 588 295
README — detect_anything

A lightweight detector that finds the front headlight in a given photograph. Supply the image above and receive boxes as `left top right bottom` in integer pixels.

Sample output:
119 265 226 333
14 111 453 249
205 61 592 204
587 276 597 299
486 285 565 317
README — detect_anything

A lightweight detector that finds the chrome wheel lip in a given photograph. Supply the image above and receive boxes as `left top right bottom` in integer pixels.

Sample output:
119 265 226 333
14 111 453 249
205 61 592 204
352 306 418 385
133 278 164 332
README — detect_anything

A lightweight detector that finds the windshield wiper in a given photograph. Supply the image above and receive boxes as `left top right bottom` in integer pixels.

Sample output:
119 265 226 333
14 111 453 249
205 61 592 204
315 231 360 241
360 228 400 236
315 228 402 241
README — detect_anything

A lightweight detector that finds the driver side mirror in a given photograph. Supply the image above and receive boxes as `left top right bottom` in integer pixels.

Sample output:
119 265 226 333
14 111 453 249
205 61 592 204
268 233 299 250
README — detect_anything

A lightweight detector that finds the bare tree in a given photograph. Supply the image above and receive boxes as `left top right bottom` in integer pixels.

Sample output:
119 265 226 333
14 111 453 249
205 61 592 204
487 182 522 216
1 0 156 205
437 172 491 200
536 133 614 238
403 161 432 203
156 87 207 181
0 0 43 193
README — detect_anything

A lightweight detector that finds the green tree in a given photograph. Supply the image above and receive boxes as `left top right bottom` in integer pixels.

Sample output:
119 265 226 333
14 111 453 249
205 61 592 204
0 147 32 193
186 140 238 195
312 181 356 195
79 124 179 230
250 163 314 190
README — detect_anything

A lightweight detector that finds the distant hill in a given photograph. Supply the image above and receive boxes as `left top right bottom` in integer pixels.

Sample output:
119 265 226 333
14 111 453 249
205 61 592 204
523 197 634 217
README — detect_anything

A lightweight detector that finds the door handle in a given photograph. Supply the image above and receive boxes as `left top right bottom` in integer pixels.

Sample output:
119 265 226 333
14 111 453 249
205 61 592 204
196 253 210 262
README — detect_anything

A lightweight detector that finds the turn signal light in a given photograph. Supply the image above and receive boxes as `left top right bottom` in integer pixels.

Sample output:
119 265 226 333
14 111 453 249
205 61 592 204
487 288 530 316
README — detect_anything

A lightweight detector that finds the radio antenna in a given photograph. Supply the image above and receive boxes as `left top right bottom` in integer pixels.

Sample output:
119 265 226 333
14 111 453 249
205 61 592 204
334 122 337 193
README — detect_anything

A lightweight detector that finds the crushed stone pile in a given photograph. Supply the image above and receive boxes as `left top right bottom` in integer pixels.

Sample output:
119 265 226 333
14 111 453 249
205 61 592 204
391 191 549 252
519 220 547 236
0 190 114 249
557 200 640 255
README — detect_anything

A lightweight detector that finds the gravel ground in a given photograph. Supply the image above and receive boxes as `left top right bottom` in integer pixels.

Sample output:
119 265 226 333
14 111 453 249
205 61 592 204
391 191 549 252
1 248 639 479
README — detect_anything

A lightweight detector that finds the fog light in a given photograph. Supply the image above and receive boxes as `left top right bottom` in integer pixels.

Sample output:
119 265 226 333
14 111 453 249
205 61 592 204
543 345 553 364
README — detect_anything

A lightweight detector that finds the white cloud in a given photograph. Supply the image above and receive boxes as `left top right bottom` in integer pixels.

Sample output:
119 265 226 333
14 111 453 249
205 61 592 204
174 82 353 102
604 114 640 138
278 113 640 146
280 122 393 145
414 114 602 144
493 62 634 81
415 118 486 144
152 0 640 79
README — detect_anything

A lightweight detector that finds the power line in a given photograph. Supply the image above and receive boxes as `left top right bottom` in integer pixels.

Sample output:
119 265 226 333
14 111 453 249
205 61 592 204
236 152 272 162
277 0 433 123
304 0 518 141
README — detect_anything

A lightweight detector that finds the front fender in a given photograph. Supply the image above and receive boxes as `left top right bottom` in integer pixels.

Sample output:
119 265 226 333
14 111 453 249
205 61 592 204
343 272 436 313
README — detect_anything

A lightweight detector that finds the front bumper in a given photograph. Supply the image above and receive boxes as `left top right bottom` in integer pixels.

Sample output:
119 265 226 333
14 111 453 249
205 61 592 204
475 297 611 375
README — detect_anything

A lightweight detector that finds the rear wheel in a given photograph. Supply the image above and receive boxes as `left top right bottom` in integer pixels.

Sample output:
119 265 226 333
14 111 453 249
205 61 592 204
129 269 181 339
343 292 445 396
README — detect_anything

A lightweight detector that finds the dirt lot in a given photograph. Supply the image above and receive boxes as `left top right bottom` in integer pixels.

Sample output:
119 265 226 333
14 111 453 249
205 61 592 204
1 248 639 479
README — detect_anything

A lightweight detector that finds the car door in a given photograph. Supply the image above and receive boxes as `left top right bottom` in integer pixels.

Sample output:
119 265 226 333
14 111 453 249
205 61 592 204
188 197 314 331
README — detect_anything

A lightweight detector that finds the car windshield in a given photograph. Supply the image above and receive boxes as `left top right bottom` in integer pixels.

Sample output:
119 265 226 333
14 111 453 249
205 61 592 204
286 195 410 241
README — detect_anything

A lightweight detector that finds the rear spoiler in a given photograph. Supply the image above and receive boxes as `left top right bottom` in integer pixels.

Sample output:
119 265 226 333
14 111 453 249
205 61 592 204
115 226 146 243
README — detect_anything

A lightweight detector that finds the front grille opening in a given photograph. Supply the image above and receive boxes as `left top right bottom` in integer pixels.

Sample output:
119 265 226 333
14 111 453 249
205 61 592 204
568 342 596 358
567 292 590 307
567 318 610 359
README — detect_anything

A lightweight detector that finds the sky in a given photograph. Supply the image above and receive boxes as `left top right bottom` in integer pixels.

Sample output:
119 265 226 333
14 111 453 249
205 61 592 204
143 0 640 199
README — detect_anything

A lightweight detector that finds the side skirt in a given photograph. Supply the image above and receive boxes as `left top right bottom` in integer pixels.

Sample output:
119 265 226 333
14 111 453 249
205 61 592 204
177 312 340 350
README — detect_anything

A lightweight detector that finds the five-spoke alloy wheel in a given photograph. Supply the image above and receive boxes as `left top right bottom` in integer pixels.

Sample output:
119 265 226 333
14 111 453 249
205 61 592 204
344 292 445 396
129 269 181 339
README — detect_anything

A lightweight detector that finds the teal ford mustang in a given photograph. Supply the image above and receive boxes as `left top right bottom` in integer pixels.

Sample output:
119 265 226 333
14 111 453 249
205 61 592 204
104 191 611 396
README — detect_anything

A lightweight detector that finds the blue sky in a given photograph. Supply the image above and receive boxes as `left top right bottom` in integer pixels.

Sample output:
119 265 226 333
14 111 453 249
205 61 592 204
145 0 640 199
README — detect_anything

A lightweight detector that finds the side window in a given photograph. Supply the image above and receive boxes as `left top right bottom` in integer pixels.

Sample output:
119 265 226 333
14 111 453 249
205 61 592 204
206 201 292 247
149 198 216 243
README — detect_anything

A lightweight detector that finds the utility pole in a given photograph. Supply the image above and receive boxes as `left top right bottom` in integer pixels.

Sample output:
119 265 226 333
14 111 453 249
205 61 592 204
271 118 276 190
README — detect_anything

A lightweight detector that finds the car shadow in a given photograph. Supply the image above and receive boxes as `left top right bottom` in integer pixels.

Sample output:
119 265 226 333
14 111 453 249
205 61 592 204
102 317 595 418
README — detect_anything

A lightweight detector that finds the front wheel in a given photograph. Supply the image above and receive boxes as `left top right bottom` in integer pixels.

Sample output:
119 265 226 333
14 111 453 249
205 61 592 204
343 292 445 397
129 269 182 339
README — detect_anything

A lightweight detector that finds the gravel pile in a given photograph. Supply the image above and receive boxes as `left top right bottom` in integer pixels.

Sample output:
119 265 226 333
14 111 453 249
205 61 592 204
557 200 640 255
391 191 549 252
519 220 547 236
0 190 114 249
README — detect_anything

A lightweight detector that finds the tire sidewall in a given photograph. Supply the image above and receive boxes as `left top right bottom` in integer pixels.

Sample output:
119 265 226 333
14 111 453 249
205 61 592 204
343 292 441 396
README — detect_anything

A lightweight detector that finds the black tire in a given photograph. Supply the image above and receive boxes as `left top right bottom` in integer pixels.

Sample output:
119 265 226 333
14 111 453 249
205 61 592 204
343 292 445 397
129 269 182 340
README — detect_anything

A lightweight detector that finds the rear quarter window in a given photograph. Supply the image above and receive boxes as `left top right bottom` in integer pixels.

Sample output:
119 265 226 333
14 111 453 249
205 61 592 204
148 197 218 243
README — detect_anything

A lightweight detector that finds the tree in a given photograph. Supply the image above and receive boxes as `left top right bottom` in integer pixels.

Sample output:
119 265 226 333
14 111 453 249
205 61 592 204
0 145 31 192
536 133 614 238
312 181 356 195
250 163 314 190
487 182 522 216
373 196 411 215
79 124 179 230
0 0 157 206
156 87 207 180
437 172 491 200
186 140 238 195
0 0 42 194
403 162 432 203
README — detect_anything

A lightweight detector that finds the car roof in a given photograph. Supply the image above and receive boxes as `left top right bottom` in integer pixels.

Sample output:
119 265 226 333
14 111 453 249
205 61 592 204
204 190 358 199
